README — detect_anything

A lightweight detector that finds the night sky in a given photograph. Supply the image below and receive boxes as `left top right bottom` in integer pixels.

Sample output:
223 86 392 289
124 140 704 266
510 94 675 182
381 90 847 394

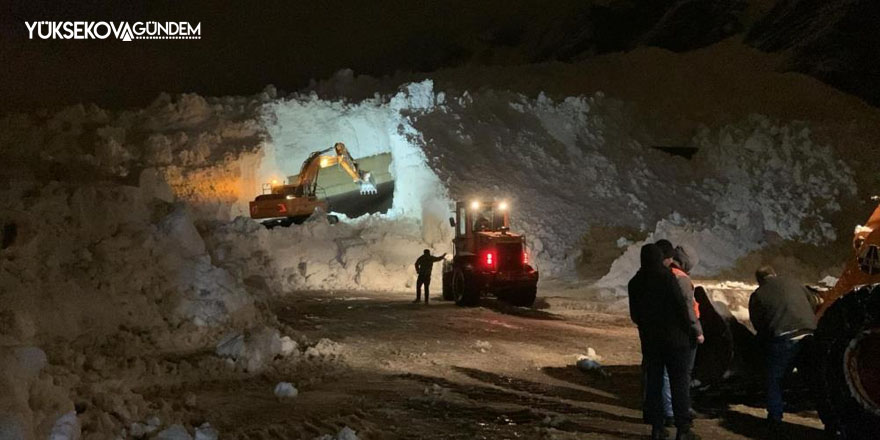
1 0 563 113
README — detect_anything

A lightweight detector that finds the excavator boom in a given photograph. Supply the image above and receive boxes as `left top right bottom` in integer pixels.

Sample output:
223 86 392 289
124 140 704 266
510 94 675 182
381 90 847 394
249 142 392 224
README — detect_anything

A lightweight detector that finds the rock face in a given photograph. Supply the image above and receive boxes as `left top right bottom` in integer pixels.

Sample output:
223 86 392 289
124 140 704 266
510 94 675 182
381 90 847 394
528 0 748 61
746 0 880 106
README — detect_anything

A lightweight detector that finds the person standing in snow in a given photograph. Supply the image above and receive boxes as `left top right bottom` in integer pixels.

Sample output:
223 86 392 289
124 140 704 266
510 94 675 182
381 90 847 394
629 244 701 440
413 249 446 304
748 266 816 427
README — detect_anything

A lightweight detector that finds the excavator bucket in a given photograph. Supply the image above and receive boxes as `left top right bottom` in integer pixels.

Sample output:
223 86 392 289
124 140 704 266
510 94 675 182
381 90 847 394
288 152 394 218
358 171 378 195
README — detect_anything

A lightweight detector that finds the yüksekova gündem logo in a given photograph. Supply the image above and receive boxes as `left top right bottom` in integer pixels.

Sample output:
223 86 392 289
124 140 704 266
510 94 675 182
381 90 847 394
25 21 201 41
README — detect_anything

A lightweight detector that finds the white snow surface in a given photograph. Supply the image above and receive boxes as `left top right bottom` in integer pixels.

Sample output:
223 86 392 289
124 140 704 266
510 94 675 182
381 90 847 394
47 411 79 440
0 79 857 347
0 73 861 440
273 382 299 399
314 426 360 440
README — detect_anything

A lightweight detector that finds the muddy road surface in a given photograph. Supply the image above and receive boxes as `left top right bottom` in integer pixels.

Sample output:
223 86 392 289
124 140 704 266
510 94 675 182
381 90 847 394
181 291 826 439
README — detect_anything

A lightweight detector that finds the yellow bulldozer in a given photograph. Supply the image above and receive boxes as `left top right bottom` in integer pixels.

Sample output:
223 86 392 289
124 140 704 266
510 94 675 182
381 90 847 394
249 142 393 228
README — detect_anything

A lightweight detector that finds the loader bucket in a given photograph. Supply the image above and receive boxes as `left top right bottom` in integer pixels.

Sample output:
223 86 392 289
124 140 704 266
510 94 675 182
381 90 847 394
288 152 394 218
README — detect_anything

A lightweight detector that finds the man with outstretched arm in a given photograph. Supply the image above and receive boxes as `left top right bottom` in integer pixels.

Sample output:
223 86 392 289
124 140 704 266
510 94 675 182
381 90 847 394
414 249 447 304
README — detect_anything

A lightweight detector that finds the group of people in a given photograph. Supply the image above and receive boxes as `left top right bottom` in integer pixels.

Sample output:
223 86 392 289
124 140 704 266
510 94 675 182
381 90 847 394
628 240 818 439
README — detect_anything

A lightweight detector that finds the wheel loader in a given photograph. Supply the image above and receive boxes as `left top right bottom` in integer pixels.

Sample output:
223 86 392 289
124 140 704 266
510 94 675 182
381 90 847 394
694 199 880 438
441 199 539 307
248 142 393 228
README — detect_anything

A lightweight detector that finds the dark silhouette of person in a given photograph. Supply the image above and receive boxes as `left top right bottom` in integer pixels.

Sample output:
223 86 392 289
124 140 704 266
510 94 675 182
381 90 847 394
748 265 816 425
414 249 446 304
629 244 701 440
475 214 491 231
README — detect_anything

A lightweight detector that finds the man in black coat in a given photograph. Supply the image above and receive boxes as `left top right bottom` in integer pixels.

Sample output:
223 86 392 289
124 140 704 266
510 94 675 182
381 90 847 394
629 244 702 440
748 266 817 423
413 249 446 304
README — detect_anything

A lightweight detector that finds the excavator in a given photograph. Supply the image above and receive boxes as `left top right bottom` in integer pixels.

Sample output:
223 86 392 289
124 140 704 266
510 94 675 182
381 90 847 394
694 198 880 439
248 142 393 228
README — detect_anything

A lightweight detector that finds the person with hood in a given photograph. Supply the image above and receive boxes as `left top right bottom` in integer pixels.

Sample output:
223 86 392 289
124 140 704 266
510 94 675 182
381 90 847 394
649 240 705 427
670 244 704 371
629 244 702 440
413 249 446 304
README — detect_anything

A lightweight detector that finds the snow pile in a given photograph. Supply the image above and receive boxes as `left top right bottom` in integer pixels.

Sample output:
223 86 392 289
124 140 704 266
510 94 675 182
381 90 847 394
47 412 79 440
595 116 855 293
404 86 854 282
0 180 255 341
249 81 853 288
203 213 444 292
215 326 297 372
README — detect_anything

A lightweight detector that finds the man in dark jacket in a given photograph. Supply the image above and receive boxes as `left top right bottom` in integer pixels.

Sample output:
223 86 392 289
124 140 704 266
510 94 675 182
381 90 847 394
748 266 817 423
629 244 702 440
414 249 446 304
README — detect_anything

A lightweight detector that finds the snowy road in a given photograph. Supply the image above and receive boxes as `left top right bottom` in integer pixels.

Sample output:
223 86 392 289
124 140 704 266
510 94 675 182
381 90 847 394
175 291 825 439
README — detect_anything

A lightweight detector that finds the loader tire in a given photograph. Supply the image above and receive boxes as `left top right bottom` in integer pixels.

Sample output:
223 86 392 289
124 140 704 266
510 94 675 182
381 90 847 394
442 271 454 301
814 284 880 439
453 269 478 307
504 286 537 307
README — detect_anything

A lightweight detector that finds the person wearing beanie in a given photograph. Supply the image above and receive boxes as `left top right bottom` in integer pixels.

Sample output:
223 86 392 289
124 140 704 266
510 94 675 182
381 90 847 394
629 243 702 440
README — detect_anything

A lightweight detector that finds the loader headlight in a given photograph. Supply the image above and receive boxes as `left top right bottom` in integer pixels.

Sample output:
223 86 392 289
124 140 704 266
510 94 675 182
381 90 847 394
498 201 508 211
470 200 481 210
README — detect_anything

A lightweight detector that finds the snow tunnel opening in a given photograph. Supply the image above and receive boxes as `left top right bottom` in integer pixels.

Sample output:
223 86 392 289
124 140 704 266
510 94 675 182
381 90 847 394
253 82 454 248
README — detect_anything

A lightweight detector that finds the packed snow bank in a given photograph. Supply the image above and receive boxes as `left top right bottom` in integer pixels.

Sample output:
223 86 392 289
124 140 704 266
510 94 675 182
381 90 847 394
594 116 855 294
203 213 444 292
0 180 255 341
405 86 855 282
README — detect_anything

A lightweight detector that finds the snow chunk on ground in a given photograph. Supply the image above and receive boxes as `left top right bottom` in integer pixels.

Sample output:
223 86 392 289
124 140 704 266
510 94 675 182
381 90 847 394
215 327 283 372
305 338 343 359
194 423 218 440
48 411 79 440
156 424 193 440
274 382 299 399
314 426 360 440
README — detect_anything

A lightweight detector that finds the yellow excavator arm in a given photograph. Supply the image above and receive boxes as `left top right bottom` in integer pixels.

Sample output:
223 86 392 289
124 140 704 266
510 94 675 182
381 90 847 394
291 142 377 195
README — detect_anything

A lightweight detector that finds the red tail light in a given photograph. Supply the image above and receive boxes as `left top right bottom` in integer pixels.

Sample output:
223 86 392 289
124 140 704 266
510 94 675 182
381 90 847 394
277 203 288 214
523 251 528 265
484 251 495 268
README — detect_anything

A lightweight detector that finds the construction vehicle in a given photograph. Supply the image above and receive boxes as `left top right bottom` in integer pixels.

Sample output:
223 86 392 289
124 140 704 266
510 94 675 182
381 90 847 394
441 199 539 307
694 199 880 438
248 143 393 228
810 199 880 438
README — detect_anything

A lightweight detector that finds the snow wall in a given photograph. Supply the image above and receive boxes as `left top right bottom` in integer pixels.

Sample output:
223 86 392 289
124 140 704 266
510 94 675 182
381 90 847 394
0 78 860 436
250 80 855 294
0 79 858 341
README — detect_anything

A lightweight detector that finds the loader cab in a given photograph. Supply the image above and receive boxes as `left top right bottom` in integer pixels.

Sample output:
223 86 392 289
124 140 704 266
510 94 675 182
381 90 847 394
452 200 510 233
451 200 512 254
443 198 539 307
